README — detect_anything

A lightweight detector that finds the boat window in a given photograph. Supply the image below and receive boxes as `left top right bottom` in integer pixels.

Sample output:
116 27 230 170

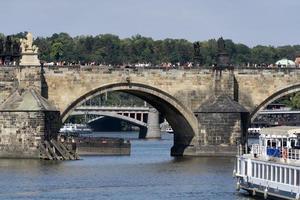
281 167 285 183
244 161 248 176
297 170 300 186
297 139 300 146
283 138 287 147
291 169 294 185
277 166 280 182
291 140 296 148
267 165 271 180
267 140 271 147
272 166 276 181
264 164 267 179
256 163 259 178
287 168 290 184
252 163 255 177
272 141 277 148
260 164 263 179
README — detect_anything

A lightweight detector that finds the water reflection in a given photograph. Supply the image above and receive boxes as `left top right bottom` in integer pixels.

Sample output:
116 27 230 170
0 132 255 200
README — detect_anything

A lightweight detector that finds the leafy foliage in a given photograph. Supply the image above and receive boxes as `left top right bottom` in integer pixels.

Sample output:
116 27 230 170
2 32 300 66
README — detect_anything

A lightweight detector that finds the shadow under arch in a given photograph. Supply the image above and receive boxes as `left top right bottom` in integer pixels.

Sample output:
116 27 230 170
61 82 199 156
250 83 300 122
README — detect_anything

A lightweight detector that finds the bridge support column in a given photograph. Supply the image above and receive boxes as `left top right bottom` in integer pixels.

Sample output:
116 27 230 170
145 108 161 139
139 127 147 139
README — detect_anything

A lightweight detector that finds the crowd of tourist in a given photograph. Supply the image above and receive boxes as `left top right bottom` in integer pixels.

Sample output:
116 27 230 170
1 58 299 69
253 113 300 127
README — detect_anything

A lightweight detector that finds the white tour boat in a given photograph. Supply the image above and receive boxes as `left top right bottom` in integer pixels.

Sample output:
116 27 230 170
59 123 93 135
235 126 300 200
166 127 174 133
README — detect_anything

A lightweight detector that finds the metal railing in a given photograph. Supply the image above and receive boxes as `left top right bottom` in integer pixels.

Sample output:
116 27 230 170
251 144 265 157
250 144 300 161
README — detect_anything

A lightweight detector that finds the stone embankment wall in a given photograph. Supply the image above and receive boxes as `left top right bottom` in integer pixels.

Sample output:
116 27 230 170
0 111 44 158
0 110 60 158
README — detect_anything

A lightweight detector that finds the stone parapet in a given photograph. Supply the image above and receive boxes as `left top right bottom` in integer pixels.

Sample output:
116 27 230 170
1 65 300 156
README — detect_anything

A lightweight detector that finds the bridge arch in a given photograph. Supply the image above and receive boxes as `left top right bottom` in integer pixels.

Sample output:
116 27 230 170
61 82 198 156
250 83 300 122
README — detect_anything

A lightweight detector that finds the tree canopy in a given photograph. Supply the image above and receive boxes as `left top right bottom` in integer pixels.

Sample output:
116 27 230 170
2 32 300 66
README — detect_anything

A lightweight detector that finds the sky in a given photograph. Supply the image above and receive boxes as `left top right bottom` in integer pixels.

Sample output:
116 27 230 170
1 0 300 47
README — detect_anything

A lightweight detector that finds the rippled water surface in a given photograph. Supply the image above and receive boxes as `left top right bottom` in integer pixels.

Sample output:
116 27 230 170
0 132 255 200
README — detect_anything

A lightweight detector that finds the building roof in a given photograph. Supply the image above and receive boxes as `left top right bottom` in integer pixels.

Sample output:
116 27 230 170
195 94 249 113
0 88 58 111
260 126 300 137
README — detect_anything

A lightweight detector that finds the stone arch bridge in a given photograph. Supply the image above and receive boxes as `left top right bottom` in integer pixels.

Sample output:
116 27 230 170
1 65 300 156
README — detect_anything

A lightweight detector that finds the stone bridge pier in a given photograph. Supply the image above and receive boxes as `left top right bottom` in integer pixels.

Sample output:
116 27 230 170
145 108 161 139
139 108 161 139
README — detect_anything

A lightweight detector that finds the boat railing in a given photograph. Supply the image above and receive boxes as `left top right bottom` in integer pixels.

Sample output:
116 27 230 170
251 144 265 157
250 144 300 161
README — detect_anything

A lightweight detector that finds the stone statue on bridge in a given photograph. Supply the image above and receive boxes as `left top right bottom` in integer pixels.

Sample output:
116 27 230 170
19 33 40 66
193 42 202 65
217 37 230 67
20 32 39 54
217 37 225 53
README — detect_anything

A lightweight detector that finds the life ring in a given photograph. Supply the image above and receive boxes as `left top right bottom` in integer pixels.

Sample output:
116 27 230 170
282 148 288 159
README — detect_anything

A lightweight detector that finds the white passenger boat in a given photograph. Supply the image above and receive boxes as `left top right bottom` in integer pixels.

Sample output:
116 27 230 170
235 126 300 200
59 123 93 135
166 127 174 133
248 127 261 138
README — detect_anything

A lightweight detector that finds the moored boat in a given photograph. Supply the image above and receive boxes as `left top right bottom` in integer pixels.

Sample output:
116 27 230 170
59 123 93 135
166 127 174 133
75 136 131 156
234 126 300 200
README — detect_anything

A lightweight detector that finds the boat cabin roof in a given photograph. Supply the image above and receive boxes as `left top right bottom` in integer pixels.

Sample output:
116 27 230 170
260 126 300 138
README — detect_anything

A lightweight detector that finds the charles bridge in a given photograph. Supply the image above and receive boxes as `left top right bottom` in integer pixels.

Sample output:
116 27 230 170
1 33 300 158
1 64 300 156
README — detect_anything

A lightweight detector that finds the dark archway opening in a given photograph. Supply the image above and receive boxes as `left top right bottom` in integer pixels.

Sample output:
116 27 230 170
61 83 198 156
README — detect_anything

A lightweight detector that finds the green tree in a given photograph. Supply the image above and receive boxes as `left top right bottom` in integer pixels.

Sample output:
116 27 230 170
251 45 277 65
289 93 300 109
34 37 51 61
50 42 63 61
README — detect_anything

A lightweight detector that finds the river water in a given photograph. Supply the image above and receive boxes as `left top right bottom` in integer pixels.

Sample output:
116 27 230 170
0 132 255 200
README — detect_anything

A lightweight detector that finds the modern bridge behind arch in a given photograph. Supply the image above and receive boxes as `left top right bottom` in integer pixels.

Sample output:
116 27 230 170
70 106 162 139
